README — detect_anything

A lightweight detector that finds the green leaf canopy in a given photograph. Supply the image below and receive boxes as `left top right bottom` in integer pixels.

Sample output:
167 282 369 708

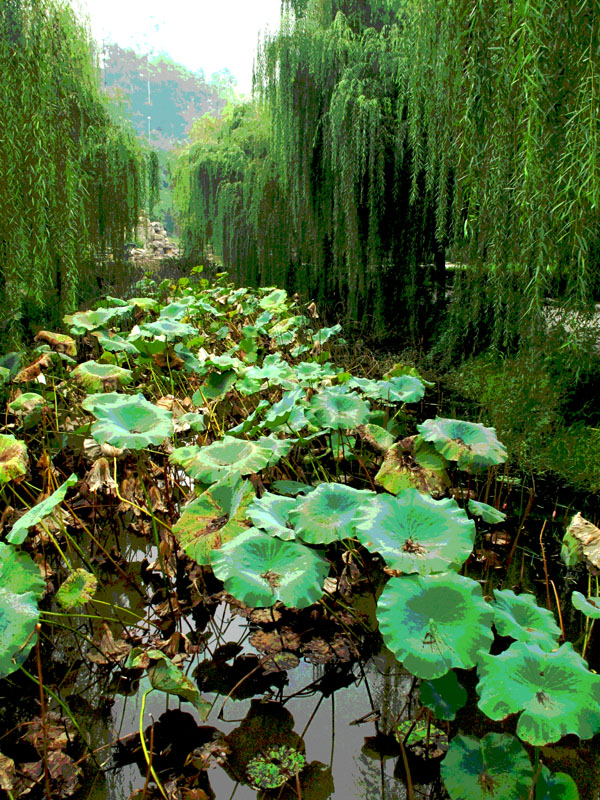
418 417 508 471
211 528 329 609
83 393 173 450
289 483 375 545
172 473 254 565
440 733 533 800
354 489 475 574
376 572 494 679
476 642 600 745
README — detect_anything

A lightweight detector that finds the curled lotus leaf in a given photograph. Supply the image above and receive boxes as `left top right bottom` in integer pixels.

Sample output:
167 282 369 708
376 572 494 679
468 499 507 524
127 296 159 311
289 483 375 545
0 543 42 680
56 569 98 610
535 765 579 800
563 512 600 572
492 589 561 649
170 435 290 484
34 330 77 357
0 435 28 485
419 669 468 721
375 435 449 497
211 528 329 609
308 387 370 430
83 392 173 450
247 492 298 540
440 732 533 800
139 319 197 340
172 473 254 565
571 591 600 619
418 416 508 472
63 306 128 334
72 361 133 392
7 474 78 545
263 388 305 430
354 489 475 574
92 330 139 354
8 393 47 418
355 423 395 452
476 641 600 745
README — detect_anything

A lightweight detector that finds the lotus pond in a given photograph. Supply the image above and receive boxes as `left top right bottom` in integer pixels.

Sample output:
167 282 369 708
1 271 600 800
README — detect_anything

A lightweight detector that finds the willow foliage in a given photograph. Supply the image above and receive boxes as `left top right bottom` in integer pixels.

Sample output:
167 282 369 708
176 0 600 351
0 0 155 336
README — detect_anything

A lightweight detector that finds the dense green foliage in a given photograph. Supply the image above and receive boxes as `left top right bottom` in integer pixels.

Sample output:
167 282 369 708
175 0 600 350
0 0 156 337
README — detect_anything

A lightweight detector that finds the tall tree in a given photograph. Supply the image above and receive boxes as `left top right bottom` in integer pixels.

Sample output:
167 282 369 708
0 0 156 336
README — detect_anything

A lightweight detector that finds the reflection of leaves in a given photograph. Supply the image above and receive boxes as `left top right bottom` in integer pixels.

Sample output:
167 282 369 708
440 732 532 800
195 653 286 699
225 700 303 782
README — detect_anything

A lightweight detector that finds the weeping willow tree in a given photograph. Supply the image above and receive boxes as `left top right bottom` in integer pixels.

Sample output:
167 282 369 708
0 0 156 336
176 0 600 350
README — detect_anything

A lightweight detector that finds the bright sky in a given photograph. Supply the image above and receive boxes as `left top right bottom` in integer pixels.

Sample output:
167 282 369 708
72 0 282 95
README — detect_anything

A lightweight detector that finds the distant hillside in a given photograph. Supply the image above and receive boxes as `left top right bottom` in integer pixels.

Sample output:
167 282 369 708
101 44 234 149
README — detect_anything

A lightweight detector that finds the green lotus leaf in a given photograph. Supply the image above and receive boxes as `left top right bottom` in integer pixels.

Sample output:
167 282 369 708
571 591 600 619
373 375 426 404
173 343 205 374
235 373 264 396
272 480 314 496
440 732 533 800
206 353 245 372
84 393 173 450
105 295 128 307
0 543 45 600
194 369 237 401
8 393 47 418
312 323 342 346
139 319 197 340
384 363 435 387
419 669 468 721
72 361 133 392
63 306 128 334
56 568 98 610
375 435 450 496
92 330 139 354
289 483 374 545
247 492 298 540
354 489 475 574
308 387 370 430
211 528 329 609
357 423 395 451
176 412 207 433
159 301 190 320
0 351 22 378
228 399 270 436
172 473 254 565
469 499 507 524
418 416 508 472
535 766 579 800
7 474 78 545
347 377 382 398
263 389 305 430
143 649 210 716
127 296 159 311
0 434 28 485
259 288 288 311
476 641 600 745
492 589 561 649
247 354 295 387
170 435 289 484
376 573 494 679
0 364 9 383
0 543 43 680
294 361 336 384
561 529 582 568
128 336 168 357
